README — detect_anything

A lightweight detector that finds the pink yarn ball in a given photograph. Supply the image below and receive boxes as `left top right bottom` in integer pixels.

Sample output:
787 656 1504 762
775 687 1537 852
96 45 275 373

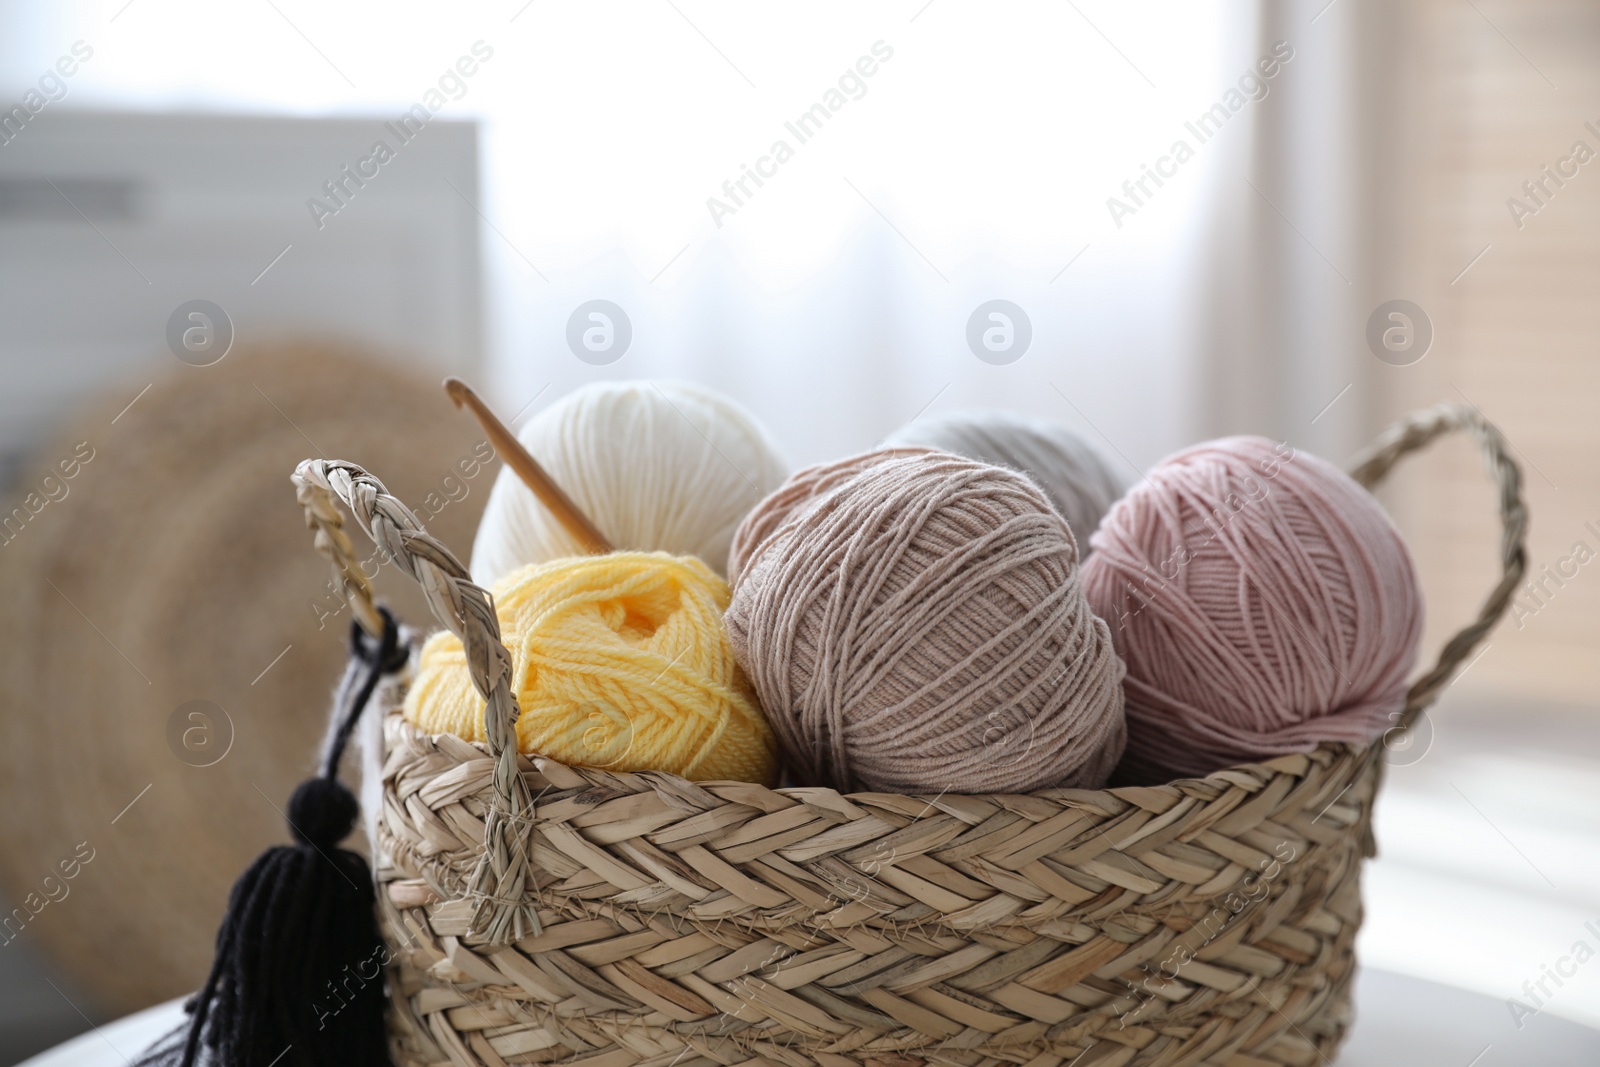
1081 436 1423 784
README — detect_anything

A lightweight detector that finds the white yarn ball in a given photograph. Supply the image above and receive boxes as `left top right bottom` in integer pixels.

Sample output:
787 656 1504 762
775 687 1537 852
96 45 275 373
470 381 788 586
882 410 1127 551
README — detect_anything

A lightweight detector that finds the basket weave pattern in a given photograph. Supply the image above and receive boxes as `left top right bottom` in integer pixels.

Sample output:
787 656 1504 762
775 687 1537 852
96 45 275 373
293 404 1525 1067
376 727 1372 1067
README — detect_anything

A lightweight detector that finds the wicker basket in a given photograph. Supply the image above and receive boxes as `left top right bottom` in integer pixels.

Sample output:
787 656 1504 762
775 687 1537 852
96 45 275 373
292 402 1525 1067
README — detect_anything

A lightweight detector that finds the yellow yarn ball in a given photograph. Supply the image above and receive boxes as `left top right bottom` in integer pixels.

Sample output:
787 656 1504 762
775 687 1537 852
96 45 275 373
403 552 778 786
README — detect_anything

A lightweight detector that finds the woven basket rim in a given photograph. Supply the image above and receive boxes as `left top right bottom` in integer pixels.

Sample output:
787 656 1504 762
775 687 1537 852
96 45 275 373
385 709 1368 800
372 702 1375 926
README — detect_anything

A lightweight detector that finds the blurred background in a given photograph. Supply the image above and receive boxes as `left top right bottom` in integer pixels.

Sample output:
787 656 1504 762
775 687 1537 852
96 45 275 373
0 0 1597 1062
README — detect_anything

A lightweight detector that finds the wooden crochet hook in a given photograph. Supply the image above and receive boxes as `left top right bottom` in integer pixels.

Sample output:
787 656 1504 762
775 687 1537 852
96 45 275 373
444 377 614 555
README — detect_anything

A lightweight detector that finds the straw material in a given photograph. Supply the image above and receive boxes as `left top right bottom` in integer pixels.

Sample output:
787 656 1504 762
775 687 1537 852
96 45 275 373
294 403 1524 1067
0 344 490 1014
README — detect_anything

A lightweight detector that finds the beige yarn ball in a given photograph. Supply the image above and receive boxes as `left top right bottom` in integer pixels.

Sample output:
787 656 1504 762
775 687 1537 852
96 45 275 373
470 381 788 585
727 446 933 586
725 449 1126 794
882 410 1127 552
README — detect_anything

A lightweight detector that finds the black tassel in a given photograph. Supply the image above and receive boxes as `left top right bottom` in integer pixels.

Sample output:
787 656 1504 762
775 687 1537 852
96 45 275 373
140 609 407 1067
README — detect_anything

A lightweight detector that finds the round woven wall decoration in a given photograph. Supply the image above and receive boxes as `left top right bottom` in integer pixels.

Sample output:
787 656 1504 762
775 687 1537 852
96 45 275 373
0 343 489 1015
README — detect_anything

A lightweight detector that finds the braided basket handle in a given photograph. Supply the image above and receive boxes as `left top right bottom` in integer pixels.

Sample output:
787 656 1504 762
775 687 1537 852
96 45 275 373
1348 402 1528 730
292 459 540 942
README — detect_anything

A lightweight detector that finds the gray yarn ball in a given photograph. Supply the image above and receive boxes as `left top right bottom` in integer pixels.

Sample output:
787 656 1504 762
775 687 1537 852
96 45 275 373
882 410 1127 552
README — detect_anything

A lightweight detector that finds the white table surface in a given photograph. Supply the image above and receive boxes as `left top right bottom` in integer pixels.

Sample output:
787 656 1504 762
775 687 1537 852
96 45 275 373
20 968 1599 1067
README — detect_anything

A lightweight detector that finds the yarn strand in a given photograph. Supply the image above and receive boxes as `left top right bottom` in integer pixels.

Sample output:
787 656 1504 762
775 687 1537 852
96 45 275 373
405 553 778 785
881 410 1127 550
470 381 787 584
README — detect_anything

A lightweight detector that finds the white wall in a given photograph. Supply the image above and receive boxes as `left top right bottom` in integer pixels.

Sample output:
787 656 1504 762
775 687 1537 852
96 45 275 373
1 1 1251 475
